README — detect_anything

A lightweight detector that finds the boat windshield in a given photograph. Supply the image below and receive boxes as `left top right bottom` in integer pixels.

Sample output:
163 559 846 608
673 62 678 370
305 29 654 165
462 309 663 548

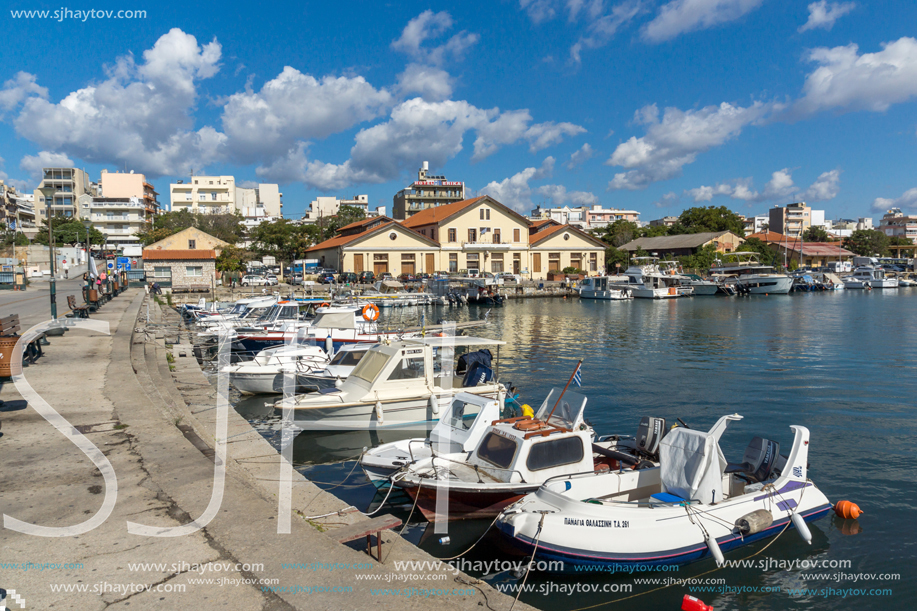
476 432 518 469
330 348 368 367
349 350 389 383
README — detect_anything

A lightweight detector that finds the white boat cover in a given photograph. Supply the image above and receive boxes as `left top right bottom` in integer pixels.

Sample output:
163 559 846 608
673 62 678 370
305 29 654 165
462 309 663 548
659 427 727 505
311 311 357 330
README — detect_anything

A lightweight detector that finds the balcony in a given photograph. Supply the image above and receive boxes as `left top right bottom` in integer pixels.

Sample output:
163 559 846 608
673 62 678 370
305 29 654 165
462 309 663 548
462 239 511 251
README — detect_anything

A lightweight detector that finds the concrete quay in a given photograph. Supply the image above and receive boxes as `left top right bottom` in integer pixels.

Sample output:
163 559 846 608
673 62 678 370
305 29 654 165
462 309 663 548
0 289 535 610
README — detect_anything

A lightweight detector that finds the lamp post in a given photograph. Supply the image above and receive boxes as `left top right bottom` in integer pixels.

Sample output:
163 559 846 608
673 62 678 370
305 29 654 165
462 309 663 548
38 185 58 319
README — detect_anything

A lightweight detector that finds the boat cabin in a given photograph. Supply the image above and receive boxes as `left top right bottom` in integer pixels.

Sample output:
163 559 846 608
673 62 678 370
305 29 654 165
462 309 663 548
467 389 594 484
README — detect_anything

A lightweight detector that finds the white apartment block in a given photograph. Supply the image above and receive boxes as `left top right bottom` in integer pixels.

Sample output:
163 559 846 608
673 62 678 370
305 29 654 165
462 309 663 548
35 167 94 221
302 194 378 224
530 205 640 229
743 215 769 235
79 194 150 249
878 208 917 243
169 176 282 221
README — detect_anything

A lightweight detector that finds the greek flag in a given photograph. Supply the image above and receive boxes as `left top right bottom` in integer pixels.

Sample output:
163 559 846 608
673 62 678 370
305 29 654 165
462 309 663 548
572 362 582 387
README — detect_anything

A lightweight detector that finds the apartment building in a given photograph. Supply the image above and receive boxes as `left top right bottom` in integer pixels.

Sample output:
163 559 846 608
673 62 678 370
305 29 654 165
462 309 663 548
742 215 769 236
392 161 466 220
530 205 640 229
768 202 826 239
34 167 94 221
302 194 379 225
0 181 37 235
78 194 150 250
169 176 237 214
100 169 160 216
878 208 917 243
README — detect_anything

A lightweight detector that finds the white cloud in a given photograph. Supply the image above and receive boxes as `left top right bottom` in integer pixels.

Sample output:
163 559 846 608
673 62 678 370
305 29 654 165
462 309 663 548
798 1 855 33
802 169 841 201
685 168 840 203
653 191 679 207
480 157 555 212
536 183 598 206
9 28 224 178
570 0 646 63
221 67 392 163
396 63 454 102
643 0 764 43
0 156 32 191
20 151 75 182
607 101 775 190
872 187 917 213
519 0 559 23
0 71 48 112
566 143 595 169
391 10 479 66
794 37 917 115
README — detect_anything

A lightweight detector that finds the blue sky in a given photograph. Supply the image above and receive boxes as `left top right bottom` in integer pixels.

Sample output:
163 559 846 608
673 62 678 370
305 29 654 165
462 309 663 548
2 0 917 221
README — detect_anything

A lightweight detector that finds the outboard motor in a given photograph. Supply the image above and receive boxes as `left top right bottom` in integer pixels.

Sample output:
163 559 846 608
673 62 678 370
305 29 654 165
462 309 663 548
462 363 493 387
726 437 780 483
636 417 667 458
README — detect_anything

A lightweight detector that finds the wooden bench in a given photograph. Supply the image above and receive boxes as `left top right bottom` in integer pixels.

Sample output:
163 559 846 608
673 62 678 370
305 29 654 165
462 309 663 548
66 295 90 318
326 514 402 562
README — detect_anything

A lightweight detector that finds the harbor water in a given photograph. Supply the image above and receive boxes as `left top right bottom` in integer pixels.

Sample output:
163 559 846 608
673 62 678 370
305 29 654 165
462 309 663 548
231 291 917 610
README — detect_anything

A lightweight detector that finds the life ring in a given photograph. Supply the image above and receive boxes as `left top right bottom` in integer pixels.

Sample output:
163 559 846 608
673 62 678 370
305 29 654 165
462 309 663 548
513 418 545 431
318 302 330 308
362 303 380 321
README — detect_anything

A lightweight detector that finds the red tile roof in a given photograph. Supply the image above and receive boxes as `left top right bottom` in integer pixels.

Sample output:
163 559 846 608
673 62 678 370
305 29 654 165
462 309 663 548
746 231 788 242
305 221 438 252
530 224 606 248
142 249 215 260
781 242 854 256
400 197 486 228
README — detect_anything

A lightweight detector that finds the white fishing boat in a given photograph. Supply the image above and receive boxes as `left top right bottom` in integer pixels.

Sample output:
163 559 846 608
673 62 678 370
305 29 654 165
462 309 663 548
710 253 793 295
497 416 831 570
392 386 663 521
359 393 502 487
843 275 870 289
289 342 373 391
222 343 329 394
273 336 507 430
578 276 632 300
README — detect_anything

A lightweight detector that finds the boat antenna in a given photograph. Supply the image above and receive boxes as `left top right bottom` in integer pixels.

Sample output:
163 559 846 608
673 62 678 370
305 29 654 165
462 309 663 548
546 359 583 424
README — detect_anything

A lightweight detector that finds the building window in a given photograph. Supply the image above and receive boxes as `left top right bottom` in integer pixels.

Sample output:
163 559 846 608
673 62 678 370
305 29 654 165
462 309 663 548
188 239 196 249
153 266 170 278
448 228 457 242
590 253 598 272
486 209 491 220
468 228 477 243
549 252 561 272
449 253 458 272
185 266 203 277
493 228 501 244
211 192 217 201
480 209 484 220
466 253 479 270
514 228 521 242
199 193 206 201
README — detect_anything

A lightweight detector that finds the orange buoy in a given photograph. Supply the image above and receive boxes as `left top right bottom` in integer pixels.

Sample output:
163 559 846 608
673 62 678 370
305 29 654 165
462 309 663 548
834 500 863 519
682 594 713 611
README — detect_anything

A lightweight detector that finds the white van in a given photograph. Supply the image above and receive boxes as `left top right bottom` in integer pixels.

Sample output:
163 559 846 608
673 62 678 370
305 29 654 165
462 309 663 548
827 261 852 273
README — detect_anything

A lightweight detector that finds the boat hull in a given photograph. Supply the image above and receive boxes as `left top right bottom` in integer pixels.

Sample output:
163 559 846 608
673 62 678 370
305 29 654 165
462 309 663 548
580 289 631 300
737 275 793 294
397 480 539 521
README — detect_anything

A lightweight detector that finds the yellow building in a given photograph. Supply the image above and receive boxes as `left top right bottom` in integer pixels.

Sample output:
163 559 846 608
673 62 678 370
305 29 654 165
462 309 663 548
306 196 606 279
144 227 230 256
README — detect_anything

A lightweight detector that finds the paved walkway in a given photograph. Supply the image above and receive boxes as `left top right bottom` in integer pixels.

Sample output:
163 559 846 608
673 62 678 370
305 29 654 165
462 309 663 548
0 290 531 611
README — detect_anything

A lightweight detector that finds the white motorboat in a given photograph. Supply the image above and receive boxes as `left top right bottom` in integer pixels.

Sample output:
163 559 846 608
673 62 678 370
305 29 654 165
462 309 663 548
898 277 916 287
290 342 374 391
616 258 692 299
497 416 831 571
359 393 502 487
391 389 661 521
273 336 507 430
578 276 632 300
710 253 793 295
222 343 329 394
849 266 898 289
195 296 279 331
843 275 870 289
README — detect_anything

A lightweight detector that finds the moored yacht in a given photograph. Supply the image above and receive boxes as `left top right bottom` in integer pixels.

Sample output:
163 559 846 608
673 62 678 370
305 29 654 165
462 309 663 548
849 266 898 289
616 257 693 299
578 276 632 300
710 253 793 295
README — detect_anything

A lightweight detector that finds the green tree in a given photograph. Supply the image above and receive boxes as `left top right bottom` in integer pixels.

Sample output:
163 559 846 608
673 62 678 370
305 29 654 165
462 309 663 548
639 224 670 238
676 244 719 272
321 205 366 241
136 210 246 245
0 230 30 246
674 206 745 237
603 247 629 273
592 220 639 247
736 237 780 266
249 219 299 261
843 229 890 257
215 244 252 272
34 218 106 246
802 226 829 242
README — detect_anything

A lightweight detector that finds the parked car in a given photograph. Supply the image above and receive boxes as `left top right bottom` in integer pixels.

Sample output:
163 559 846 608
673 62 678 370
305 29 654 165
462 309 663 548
358 271 375 284
338 272 358 284
378 272 394 281
289 273 304 286
317 271 336 284
417 273 432 280
240 275 267 287
398 273 416 282
265 274 279 286
495 272 522 284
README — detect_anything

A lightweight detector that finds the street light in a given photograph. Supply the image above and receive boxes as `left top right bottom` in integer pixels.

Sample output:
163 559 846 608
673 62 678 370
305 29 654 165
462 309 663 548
38 185 58 319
